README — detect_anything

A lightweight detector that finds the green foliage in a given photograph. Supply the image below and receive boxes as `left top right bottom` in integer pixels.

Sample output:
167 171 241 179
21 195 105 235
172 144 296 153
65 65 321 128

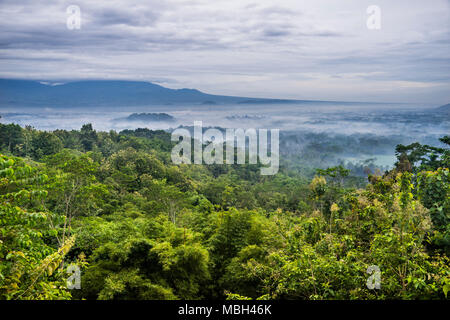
416 168 450 254
395 137 449 173
0 155 73 299
1 124 449 300
76 216 210 300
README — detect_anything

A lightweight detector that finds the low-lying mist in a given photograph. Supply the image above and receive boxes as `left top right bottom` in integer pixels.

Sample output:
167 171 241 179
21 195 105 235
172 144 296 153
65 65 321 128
1 102 448 170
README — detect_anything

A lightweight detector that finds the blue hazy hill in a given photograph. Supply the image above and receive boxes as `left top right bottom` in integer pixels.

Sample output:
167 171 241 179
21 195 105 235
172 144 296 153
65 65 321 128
0 79 298 108
436 103 450 113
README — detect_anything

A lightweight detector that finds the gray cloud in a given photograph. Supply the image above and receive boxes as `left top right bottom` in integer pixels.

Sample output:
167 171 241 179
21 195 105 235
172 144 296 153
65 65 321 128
0 0 449 103
94 8 159 27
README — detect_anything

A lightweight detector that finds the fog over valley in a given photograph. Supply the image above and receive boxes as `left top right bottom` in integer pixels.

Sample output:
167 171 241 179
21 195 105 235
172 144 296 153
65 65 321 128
1 99 448 171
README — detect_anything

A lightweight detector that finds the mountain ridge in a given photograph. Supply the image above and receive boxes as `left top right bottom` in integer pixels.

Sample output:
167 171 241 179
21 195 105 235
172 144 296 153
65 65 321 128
0 78 299 108
436 103 450 113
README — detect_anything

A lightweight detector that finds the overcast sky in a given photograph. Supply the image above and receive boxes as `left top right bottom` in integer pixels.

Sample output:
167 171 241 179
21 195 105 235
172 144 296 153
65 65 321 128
0 0 449 104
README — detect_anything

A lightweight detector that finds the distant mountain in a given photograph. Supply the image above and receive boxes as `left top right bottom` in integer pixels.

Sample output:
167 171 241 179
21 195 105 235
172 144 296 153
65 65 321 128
0 79 298 108
125 113 175 122
436 103 450 113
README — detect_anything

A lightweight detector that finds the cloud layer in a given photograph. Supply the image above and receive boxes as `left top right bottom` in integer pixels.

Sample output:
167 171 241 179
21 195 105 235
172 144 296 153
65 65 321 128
0 0 449 103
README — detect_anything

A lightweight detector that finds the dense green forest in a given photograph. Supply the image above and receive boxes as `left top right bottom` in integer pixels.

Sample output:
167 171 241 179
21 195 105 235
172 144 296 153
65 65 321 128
0 123 449 300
